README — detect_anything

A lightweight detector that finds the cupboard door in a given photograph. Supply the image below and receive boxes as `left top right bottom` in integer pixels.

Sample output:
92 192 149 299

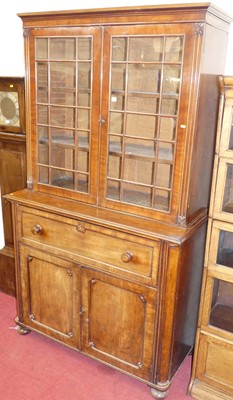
81 267 157 380
19 245 80 348
99 24 195 222
27 27 101 203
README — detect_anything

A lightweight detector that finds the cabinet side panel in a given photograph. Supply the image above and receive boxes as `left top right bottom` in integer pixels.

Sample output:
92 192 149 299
171 222 207 377
187 24 229 222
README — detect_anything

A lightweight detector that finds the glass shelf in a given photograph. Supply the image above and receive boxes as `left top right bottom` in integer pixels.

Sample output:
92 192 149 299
39 135 89 151
109 141 173 163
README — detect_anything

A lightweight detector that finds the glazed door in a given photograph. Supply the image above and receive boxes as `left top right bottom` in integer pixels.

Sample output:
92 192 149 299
99 24 196 223
213 158 233 223
219 98 233 158
81 267 157 381
26 27 101 203
18 245 81 348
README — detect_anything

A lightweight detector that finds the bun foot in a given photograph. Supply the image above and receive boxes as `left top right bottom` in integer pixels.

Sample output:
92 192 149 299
151 388 169 399
16 325 31 335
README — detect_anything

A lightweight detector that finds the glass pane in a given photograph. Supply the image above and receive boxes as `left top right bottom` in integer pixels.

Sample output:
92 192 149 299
78 63 91 89
124 138 155 159
163 65 181 95
50 107 75 128
38 166 49 184
222 164 233 213
51 169 74 189
109 136 122 155
78 131 89 150
122 183 152 207
128 37 163 62
50 38 76 60
123 158 153 185
108 155 121 179
36 38 48 59
209 279 233 333
110 94 125 111
155 163 172 189
51 91 76 107
112 38 127 62
51 147 74 169
109 112 124 134
77 109 90 130
154 189 170 211
38 125 48 143
50 62 76 106
76 174 88 193
38 143 49 165
229 108 233 150
127 94 159 114
217 230 233 268
161 98 178 115
160 117 176 140
77 151 89 173
38 126 49 165
158 142 174 163
78 38 92 60
51 128 74 147
107 179 120 200
111 64 126 91
50 62 76 88
128 65 161 94
165 37 183 62
37 105 48 125
125 114 157 138
78 91 90 107
37 63 48 103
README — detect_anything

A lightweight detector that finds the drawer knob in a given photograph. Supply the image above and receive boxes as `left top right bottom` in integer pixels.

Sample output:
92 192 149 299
121 251 133 263
31 224 43 235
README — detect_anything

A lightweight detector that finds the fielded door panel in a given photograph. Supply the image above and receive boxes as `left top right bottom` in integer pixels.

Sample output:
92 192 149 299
19 245 81 347
99 24 196 223
81 267 157 381
27 27 102 203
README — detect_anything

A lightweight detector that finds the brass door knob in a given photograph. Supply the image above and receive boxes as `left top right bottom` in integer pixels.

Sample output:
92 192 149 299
31 224 43 235
121 251 133 263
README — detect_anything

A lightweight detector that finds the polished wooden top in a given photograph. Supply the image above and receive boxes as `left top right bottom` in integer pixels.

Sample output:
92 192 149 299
18 3 232 27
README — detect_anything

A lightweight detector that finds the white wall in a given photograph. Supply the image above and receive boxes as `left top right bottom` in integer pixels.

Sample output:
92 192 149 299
1 0 233 76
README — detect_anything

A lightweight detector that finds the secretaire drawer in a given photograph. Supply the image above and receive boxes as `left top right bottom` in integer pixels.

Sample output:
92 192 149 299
18 207 161 285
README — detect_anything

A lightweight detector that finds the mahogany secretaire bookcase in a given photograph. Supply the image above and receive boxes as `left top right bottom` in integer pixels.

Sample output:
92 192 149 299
6 4 232 398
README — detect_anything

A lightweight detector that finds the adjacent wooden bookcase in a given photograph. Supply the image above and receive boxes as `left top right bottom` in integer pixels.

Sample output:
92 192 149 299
0 77 26 296
189 77 233 400
5 5 232 399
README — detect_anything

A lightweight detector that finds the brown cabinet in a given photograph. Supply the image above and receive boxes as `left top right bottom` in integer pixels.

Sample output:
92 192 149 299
6 5 232 399
189 77 233 400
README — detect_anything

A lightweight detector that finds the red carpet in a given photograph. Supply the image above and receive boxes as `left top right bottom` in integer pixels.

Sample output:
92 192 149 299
0 291 192 400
